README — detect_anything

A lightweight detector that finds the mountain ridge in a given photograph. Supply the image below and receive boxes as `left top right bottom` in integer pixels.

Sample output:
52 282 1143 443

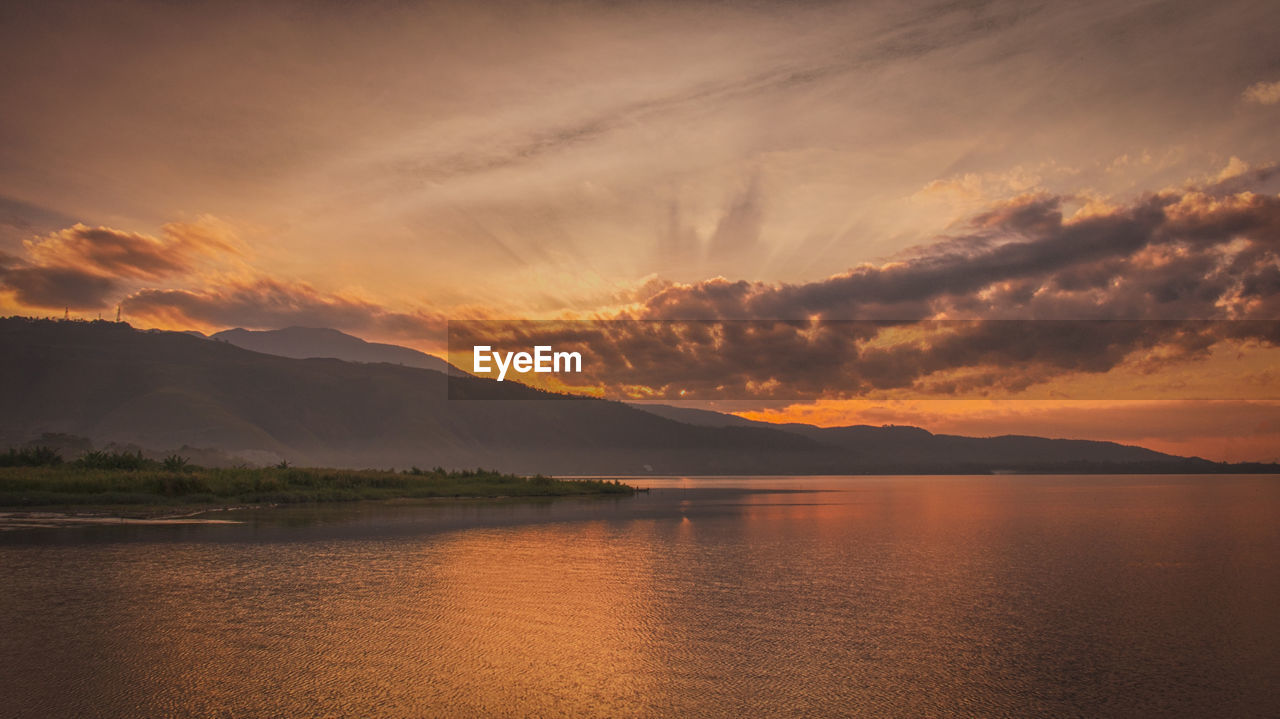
629 403 1194 465
1 317 1254 475
208 326 459 374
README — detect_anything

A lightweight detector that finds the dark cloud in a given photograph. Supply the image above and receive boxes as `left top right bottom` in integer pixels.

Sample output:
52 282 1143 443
634 185 1280 322
0 265 117 309
24 222 237 280
454 180 1280 399
452 318 1278 400
1 221 241 309
44 226 188 278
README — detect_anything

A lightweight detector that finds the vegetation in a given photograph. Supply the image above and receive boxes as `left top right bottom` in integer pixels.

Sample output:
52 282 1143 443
162 454 193 472
0 446 64 467
77 449 149 470
0 449 634 507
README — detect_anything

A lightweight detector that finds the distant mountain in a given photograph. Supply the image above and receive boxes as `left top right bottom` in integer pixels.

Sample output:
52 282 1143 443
632 404 1190 466
632 403 1180 468
209 326 457 374
0 319 822 474
629 403 766 428
0 318 1247 475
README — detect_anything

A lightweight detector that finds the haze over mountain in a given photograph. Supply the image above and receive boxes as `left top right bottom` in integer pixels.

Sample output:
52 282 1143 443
208 326 457 374
1 318 1250 475
631 403 1186 468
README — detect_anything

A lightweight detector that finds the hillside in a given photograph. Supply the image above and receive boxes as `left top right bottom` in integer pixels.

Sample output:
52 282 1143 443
0 319 825 474
208 326 458 374
0 318 1237 475
632 403 1174 466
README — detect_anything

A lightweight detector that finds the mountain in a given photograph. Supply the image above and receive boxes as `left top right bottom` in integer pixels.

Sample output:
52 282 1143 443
631 403 1177 467
0 318 823 474
0 318 1239 475
209 326 457 374
629 403 766 428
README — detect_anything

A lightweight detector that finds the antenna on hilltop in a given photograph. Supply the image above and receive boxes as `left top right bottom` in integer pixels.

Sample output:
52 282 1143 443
116 304 121 323
64 307 69 320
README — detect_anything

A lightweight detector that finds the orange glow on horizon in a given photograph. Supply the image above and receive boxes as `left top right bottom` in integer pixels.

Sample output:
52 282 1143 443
733 399 1280 463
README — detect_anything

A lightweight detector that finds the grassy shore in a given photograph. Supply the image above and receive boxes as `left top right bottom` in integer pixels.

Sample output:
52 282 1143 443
0 457 634 509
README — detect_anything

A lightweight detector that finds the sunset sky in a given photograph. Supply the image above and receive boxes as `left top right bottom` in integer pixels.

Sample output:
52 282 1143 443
2 0 1279 460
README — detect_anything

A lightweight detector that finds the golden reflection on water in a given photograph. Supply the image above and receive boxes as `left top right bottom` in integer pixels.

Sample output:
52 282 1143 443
95 521 673 717
421 522 665 715
1 475 1278 717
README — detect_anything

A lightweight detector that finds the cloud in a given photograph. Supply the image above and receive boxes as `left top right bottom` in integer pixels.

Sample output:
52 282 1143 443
632 183 1280 322
122 277 446 340
1243 79 1280 105
1 218 244 309
914 165 1049 205
24 220 241 280
1215 156 1251 182
453 316 1277 400
2 216 451 341
453 176 1280 400
1 266 118 309
7 170 1279 401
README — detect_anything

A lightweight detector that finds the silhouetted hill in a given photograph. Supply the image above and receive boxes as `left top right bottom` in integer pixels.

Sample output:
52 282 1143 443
629 403 767 428
210 326 458 374
0 319 825 473
0 318 1247 474
632 403 1177 467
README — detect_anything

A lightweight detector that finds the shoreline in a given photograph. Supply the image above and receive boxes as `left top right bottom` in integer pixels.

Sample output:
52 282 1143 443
0 509 247 530
0 464 636 522
0 490 644 530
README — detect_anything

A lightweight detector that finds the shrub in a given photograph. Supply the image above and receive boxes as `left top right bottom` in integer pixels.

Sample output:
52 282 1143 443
76 450 150 470
162 454 193 472
0 446 63 467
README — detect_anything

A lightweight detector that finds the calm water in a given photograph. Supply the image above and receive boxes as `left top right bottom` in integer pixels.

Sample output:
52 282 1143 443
1 475 1278 718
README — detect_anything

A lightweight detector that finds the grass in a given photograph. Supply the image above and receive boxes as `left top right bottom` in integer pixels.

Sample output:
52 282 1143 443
0 450 634 508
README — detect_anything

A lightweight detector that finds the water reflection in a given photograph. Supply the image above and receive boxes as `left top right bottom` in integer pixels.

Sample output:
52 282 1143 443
1 475 1277 717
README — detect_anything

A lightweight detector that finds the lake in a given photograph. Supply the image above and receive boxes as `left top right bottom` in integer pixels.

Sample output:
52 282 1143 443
1 475 1278 717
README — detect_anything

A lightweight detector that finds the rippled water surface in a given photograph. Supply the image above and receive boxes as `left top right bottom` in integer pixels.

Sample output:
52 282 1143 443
2 475 1278 717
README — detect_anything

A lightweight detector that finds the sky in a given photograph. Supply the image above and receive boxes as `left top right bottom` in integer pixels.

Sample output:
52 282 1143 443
1 0 1278 460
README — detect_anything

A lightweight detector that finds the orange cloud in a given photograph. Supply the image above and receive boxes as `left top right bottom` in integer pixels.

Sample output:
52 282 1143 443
630 183 1280 323
1243 79 1280 106
0 217 245 310
446 177 1280 402
24 220 240 280
122 277 447 342
0 217 452 345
